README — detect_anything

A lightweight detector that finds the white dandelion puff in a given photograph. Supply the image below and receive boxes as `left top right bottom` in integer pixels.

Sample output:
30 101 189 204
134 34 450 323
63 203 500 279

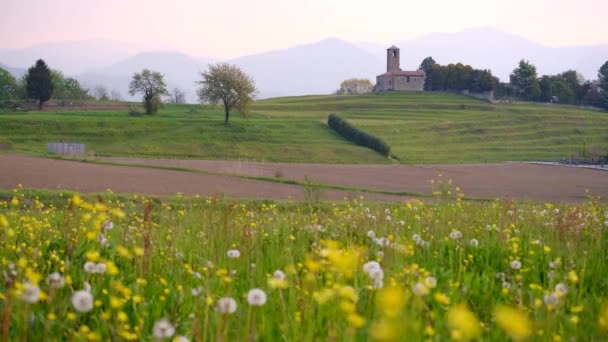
247 288 267 306
217 297 238 314
71 290 94 312
152 318 175 339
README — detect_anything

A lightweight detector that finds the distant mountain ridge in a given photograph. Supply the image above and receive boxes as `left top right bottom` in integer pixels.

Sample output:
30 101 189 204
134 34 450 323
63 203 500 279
1 28 606 101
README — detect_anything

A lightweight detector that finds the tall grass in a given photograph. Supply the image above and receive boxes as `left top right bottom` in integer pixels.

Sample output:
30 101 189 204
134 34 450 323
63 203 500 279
1 189 607 340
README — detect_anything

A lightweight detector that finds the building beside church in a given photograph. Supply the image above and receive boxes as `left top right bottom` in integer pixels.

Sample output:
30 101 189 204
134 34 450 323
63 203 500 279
375 46 425 92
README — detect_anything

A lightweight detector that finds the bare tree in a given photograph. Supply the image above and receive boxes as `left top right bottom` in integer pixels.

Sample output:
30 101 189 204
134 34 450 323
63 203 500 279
128 69 168 115
168 88 186 104
93 85 109 101
110 89 123 101
196 63 257 126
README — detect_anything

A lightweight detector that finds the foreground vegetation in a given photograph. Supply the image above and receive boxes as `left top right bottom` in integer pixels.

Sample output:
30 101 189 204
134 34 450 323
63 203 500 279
1 92 607 163
1 188 608 341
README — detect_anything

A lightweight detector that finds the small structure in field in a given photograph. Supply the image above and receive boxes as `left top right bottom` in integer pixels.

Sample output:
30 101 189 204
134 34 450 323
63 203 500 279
375 46 425 92
46 142 85 156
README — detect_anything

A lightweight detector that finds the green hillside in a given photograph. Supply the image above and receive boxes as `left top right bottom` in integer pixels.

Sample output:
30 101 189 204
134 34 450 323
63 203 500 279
1 92 606 164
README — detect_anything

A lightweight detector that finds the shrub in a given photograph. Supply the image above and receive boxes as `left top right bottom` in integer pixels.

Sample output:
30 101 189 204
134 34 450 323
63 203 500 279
327 113 390 156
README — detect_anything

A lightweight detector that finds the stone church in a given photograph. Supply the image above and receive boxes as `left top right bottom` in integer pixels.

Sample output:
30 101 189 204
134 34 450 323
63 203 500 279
375 46 425 92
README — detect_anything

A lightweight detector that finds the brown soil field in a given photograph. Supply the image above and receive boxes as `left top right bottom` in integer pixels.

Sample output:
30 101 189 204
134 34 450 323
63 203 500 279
101 157 608 202
0 155 406 202
1 154 606 202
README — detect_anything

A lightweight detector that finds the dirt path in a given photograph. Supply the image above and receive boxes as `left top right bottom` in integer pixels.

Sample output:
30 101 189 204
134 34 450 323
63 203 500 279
101 157 608 202
0 155 406 202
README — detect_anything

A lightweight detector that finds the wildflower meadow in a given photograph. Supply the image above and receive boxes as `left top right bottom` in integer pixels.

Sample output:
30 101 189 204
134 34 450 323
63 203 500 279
1 188 608 341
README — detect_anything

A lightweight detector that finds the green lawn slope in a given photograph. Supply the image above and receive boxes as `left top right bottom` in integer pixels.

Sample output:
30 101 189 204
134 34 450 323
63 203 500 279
1 92 606 164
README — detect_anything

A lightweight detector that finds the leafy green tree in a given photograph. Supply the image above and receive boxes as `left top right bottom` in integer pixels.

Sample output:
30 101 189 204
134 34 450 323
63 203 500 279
419 57 436 91
51 70 91 100
196 63 258 126
426 64 446 91
25 59 54 110
336 79 373 94
0 67 17 101
599 61 608 110
128 69 168 115
510 60 541 101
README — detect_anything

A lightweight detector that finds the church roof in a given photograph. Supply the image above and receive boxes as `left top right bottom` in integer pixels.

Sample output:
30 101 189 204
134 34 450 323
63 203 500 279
379 70 426 77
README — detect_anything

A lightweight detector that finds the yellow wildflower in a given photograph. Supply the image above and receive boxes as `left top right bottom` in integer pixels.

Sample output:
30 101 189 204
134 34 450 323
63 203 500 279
494 305 532 340
448 303 482 339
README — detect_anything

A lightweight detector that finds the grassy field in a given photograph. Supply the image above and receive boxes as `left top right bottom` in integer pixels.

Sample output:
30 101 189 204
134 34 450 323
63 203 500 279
1 92 607 164
1 189 608 340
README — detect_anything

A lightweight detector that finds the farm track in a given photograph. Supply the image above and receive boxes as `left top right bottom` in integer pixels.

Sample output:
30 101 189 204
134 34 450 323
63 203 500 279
1 154 605 202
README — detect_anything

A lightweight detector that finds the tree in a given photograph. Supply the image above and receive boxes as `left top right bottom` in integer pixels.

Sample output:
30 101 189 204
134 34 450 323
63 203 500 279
196 63 257 126
0 67 17 101
168 88 186 104
128 69 168 115
336 79 373 95
93 85 109 101
419 57 436 91
510 60 540 101
51 70 91 100
110 89 123 101
25 59 53 110
599 61 608 110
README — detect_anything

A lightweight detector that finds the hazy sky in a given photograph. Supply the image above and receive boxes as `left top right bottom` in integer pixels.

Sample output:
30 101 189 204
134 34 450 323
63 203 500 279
2 0 607 58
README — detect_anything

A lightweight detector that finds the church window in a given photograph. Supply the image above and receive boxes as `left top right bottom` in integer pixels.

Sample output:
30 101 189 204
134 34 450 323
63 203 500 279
407 76 410 83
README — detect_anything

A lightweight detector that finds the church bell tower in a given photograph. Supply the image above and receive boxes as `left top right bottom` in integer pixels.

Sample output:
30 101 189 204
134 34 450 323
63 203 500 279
387 46 400 72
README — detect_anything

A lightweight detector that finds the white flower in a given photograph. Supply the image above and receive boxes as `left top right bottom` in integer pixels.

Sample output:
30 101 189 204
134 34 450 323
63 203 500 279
412 234 421 242
376 251 384 258
386 216 392 222
502 281 511 289
97 234 109 246
273 270 287 280
193 272 202 279
71 290 94 312
384 208 390 214
152 318 175 339
227 249 240 258
549 261 556 269
469 238 479 247
102 220 114 230
510 260 522 270
367 230 376 239
191 286 203 297
412 282 429 296
21 282 41 303
94 263 107 274
362 261 381 275
46 272 65 288
247 288 267 306
372 276 384 289
555 283 568 296
424 276 437 288
84 261 97 273
374 237 390 247
449 230 462 240
217 297 238 314
544 293 559 306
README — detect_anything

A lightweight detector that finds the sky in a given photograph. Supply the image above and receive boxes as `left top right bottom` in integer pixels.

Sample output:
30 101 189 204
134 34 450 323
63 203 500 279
2 0 607 58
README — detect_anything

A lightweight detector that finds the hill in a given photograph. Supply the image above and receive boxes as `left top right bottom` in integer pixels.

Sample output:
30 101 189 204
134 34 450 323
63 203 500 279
1 92 606 164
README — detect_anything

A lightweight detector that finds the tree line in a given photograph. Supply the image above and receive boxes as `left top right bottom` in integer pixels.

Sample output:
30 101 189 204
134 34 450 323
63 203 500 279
0 59 258 125
334 56 608 111
499 59 608 109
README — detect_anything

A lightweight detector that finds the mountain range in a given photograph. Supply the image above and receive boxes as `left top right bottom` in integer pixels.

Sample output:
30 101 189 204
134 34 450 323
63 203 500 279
1 28 606 101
